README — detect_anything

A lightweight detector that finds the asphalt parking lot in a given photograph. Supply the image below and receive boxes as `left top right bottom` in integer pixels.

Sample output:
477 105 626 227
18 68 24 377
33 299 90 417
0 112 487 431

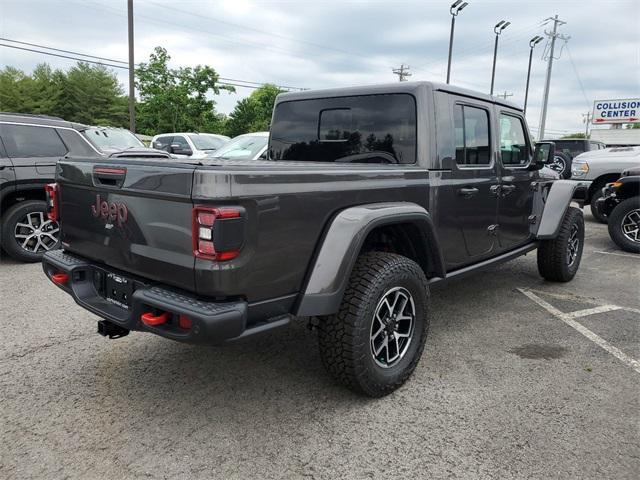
1 208 638 480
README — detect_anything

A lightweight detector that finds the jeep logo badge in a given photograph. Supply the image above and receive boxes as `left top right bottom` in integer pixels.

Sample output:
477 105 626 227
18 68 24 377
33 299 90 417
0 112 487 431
91 194 128 225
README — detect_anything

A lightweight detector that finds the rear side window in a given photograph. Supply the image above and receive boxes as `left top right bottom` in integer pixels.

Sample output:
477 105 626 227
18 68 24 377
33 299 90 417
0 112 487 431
270 93 416 164
0 124 68 157
499 114 530 166
153 136 174 152
454 104 491 166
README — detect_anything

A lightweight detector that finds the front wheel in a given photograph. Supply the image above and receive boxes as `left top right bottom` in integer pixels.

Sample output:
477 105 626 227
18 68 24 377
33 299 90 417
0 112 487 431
607 197 640 253
317 252 429 397
537 206 584 282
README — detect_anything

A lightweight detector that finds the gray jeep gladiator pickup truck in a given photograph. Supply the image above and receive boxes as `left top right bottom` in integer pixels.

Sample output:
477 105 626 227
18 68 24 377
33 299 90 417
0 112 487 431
42 82 584 397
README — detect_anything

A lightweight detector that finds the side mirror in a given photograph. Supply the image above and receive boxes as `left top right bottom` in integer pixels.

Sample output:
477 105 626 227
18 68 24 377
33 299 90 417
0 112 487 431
532 141 555 170
170 143 193 156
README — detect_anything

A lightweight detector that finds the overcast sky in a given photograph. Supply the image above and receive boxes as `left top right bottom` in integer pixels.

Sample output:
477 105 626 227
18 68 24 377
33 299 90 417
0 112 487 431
1 0 638 137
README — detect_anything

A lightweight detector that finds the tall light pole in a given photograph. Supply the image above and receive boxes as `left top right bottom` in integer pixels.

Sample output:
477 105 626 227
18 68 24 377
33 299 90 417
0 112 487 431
490 20 510 96
127 0 135 133
523 35 543 115
446 0 469 84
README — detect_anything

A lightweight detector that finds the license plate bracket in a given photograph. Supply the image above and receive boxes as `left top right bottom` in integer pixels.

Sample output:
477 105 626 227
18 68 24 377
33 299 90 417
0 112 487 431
105 272 133 309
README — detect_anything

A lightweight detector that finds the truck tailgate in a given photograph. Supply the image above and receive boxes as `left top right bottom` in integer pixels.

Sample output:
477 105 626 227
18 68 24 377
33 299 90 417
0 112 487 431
57 158 197 291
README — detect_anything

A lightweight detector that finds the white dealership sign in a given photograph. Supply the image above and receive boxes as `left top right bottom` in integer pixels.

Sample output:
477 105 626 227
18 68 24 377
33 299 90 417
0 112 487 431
592 98 640 124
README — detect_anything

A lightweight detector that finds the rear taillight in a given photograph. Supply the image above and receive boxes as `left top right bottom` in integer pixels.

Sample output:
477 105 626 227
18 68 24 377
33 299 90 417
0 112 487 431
192 206 244 261
44 183 59 221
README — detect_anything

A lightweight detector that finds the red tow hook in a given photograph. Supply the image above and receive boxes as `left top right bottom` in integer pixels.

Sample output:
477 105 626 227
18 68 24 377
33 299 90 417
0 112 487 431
51 272 69 285
141 311 171 326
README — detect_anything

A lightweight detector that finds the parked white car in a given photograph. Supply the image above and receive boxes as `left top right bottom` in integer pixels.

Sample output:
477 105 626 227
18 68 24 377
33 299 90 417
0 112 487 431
210 132 269 160
572 146 640 222
151 132 230 159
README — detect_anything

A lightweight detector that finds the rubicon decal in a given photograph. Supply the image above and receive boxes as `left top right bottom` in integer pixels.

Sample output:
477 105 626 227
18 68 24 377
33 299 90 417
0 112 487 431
91 194 128 225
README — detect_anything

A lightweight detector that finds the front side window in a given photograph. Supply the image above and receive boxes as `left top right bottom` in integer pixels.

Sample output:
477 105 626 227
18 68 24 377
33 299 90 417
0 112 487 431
0 124 67 158
270 93 416 164
499 114 530 166
454 104 491 166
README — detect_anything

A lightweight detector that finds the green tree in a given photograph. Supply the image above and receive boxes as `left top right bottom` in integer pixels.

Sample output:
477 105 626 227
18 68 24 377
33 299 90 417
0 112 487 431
225 83 283 137
0 62 128 127
560 133 587 139
135 47 233 135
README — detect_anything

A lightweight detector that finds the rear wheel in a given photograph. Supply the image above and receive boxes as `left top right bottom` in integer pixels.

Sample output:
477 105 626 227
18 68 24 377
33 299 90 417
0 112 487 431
537 206 584 282
1 200 60 262
317 252 429 397
607 197 640 253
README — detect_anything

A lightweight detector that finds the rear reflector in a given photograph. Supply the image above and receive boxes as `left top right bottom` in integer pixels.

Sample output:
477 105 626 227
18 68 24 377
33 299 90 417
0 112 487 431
44 183 59 222
192 206 243 261
51 272 69 285
178 315 192 330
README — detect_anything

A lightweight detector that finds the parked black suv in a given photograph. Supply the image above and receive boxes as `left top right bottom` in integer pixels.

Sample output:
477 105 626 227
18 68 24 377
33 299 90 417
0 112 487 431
596 166 640 253
42 82 584 396
0 113 169 262
542 138 606 179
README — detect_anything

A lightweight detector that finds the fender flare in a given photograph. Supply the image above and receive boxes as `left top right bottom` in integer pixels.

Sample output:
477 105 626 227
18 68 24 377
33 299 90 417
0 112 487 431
534 180 587 239
295 202 445 317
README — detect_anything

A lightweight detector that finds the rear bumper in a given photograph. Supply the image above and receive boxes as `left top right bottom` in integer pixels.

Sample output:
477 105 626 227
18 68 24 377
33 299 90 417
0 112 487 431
42 249 258 345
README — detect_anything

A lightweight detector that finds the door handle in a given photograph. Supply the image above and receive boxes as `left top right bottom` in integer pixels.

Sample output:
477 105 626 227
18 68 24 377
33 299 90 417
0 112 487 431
457 187 479 197
501 185 516 196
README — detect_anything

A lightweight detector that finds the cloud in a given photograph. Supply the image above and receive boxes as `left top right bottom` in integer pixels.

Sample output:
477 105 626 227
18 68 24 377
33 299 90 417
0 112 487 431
1 0 638 136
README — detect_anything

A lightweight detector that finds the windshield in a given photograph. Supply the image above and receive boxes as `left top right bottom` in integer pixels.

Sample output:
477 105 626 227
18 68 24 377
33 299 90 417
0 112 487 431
188 134 227 150
212 135 267 160
83 128 144 151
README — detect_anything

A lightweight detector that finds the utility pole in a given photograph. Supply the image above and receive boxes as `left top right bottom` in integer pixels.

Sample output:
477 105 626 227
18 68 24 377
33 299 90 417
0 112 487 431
127 0 135 133
582 112 593 137
538 15 568 140
392 64 412 82
497 91 513 100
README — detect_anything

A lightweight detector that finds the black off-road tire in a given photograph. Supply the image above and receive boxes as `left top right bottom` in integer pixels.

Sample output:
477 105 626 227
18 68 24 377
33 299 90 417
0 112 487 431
317 252 429 397
607 197 640 253
590 187 608 224
537 206 584 282
1 200 60 262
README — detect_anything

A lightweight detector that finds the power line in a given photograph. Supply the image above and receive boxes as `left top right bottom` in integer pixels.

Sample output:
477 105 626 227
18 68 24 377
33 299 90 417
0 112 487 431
0 37 128 64
566 44 591 110
0 41 305 91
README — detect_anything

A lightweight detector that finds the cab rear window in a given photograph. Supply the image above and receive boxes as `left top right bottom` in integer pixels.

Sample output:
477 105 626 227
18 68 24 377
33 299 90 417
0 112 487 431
269 94 416 164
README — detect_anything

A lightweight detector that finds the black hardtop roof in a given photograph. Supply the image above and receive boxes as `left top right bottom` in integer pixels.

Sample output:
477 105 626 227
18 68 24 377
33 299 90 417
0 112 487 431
0 112 90 131
276 80 522 111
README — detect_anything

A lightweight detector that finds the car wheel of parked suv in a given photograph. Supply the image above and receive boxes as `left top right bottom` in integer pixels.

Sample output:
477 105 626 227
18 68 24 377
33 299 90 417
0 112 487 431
1 200 61 262
590 188 609 224
607 198 640 253
317 252 429 397
537 206 584 282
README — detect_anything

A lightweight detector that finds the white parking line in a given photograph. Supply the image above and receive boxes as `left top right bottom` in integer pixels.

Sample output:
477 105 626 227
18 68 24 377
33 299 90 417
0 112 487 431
518 288 640 375
565 305 622 319
594 250 640 259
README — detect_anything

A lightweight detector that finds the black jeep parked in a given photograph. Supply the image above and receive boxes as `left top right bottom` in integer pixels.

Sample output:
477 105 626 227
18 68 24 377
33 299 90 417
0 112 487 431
541 137 606 179
0 113 169 262
596 166 640 253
